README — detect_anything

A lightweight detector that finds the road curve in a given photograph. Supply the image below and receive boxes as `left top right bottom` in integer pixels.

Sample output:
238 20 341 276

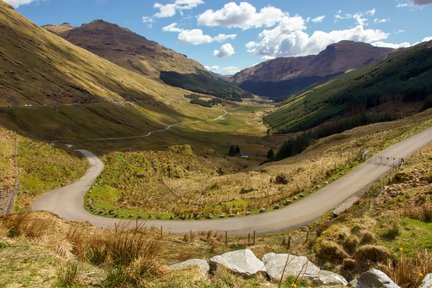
32 126 432 235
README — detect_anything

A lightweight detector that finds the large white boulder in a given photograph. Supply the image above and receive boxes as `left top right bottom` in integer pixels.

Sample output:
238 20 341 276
169 259 210 277
350 269 400 288
209 249 266 277
317 270 348 286
262 252 320 282
420 273 432 288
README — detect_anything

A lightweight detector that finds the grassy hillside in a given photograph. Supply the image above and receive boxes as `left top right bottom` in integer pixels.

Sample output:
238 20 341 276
160 71 252 101
310 141 432 287
0 2 226 143
85 107 432 220
0 127 87 213
265 42 432 134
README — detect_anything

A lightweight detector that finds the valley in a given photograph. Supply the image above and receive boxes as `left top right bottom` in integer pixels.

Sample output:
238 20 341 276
1 0 432 287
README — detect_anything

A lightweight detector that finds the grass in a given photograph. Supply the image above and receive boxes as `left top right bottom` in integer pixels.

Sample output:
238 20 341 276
310 139 432 281
85 109 432 220
0 127 87 212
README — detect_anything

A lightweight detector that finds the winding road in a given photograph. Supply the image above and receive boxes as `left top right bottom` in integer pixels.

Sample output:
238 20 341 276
32 126 432 235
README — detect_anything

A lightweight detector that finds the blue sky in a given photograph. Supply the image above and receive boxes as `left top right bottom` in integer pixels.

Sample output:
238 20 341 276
7 0 432 74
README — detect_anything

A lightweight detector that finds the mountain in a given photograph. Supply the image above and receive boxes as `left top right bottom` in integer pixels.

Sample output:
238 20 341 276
44 20 205 80
0 2 217 141
265 41 432 136
232 41 394 101
44 20 251 101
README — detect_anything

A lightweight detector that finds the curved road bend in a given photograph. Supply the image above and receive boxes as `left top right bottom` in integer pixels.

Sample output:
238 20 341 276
32 126 432 235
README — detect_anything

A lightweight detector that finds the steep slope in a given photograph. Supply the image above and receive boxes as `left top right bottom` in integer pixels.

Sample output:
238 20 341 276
232 41 393 101
0 2 220 141
265 41 432 135
45 20 205 80
45 20 251 101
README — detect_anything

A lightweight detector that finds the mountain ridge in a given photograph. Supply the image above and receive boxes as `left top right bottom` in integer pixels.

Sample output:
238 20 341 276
44 20 206 80
232 41 394 101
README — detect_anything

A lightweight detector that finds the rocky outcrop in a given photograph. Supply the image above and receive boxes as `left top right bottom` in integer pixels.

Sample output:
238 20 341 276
169 259 210 277
350 269 400 288
262 253 320 282
209 249 266 276
317 270 348 286
420 273 432 288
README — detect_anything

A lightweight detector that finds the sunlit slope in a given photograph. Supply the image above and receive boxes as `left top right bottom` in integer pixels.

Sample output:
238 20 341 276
265 42 432 134
0 2 222 140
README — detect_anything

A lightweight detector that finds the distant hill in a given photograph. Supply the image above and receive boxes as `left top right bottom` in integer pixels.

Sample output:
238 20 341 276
45 20 251 101
44 20 205 80
232 41 394 102
265 41 432 135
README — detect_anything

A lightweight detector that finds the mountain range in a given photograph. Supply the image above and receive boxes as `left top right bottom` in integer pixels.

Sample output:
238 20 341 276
232 41 394 101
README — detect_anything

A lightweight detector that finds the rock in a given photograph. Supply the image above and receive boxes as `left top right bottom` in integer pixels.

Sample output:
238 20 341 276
420 273 432 288
210 249 266 277
262 253 320 282
169 259 210 277
274 173 290 184
351 269 400 288
316 270 348 286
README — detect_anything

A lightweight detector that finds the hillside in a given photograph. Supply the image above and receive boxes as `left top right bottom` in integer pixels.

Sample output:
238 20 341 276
44 20 205 80
265 41 432 137
0 2 227 142
232 41 393 102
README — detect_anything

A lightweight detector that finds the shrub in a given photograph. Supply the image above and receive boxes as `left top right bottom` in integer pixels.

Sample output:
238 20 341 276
314 240 349 264
380 219 401 240
401 203 432 222
383 250 432 288
353 245 391 270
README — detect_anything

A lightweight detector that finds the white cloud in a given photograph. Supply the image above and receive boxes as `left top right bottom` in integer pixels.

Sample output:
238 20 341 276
162 23 184 32
154 0 204 18
247 15 391 58
422 36 432 42
178 29 213 45
336 8 376 26
213 43 235 58
142 16 155 23
214 33 237 42
205 65 241 75
198 2 286 29
311 15 325 23
372 41 411 48
374 18 389 24
396 3 409 7
4 0 35 8
163 24 237 44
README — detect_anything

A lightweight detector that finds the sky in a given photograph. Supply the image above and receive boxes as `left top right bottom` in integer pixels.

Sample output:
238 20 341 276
6 0 432 75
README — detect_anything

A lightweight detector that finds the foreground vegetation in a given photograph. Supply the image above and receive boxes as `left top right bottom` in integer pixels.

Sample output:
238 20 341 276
310 142 432 287
2 136 431 287
0 127 87 212
86 109 432 220
265 42 432 134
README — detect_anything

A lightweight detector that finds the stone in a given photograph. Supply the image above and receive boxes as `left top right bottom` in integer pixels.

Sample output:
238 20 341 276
209 249 266 277
274 173 290 184
262 253 320 282
169 259 210 277
316 270 348 286
351 269 400 288
420 273 432 288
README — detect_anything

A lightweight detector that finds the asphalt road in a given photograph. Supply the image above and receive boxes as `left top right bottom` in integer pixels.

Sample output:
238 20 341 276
32 126 432 235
